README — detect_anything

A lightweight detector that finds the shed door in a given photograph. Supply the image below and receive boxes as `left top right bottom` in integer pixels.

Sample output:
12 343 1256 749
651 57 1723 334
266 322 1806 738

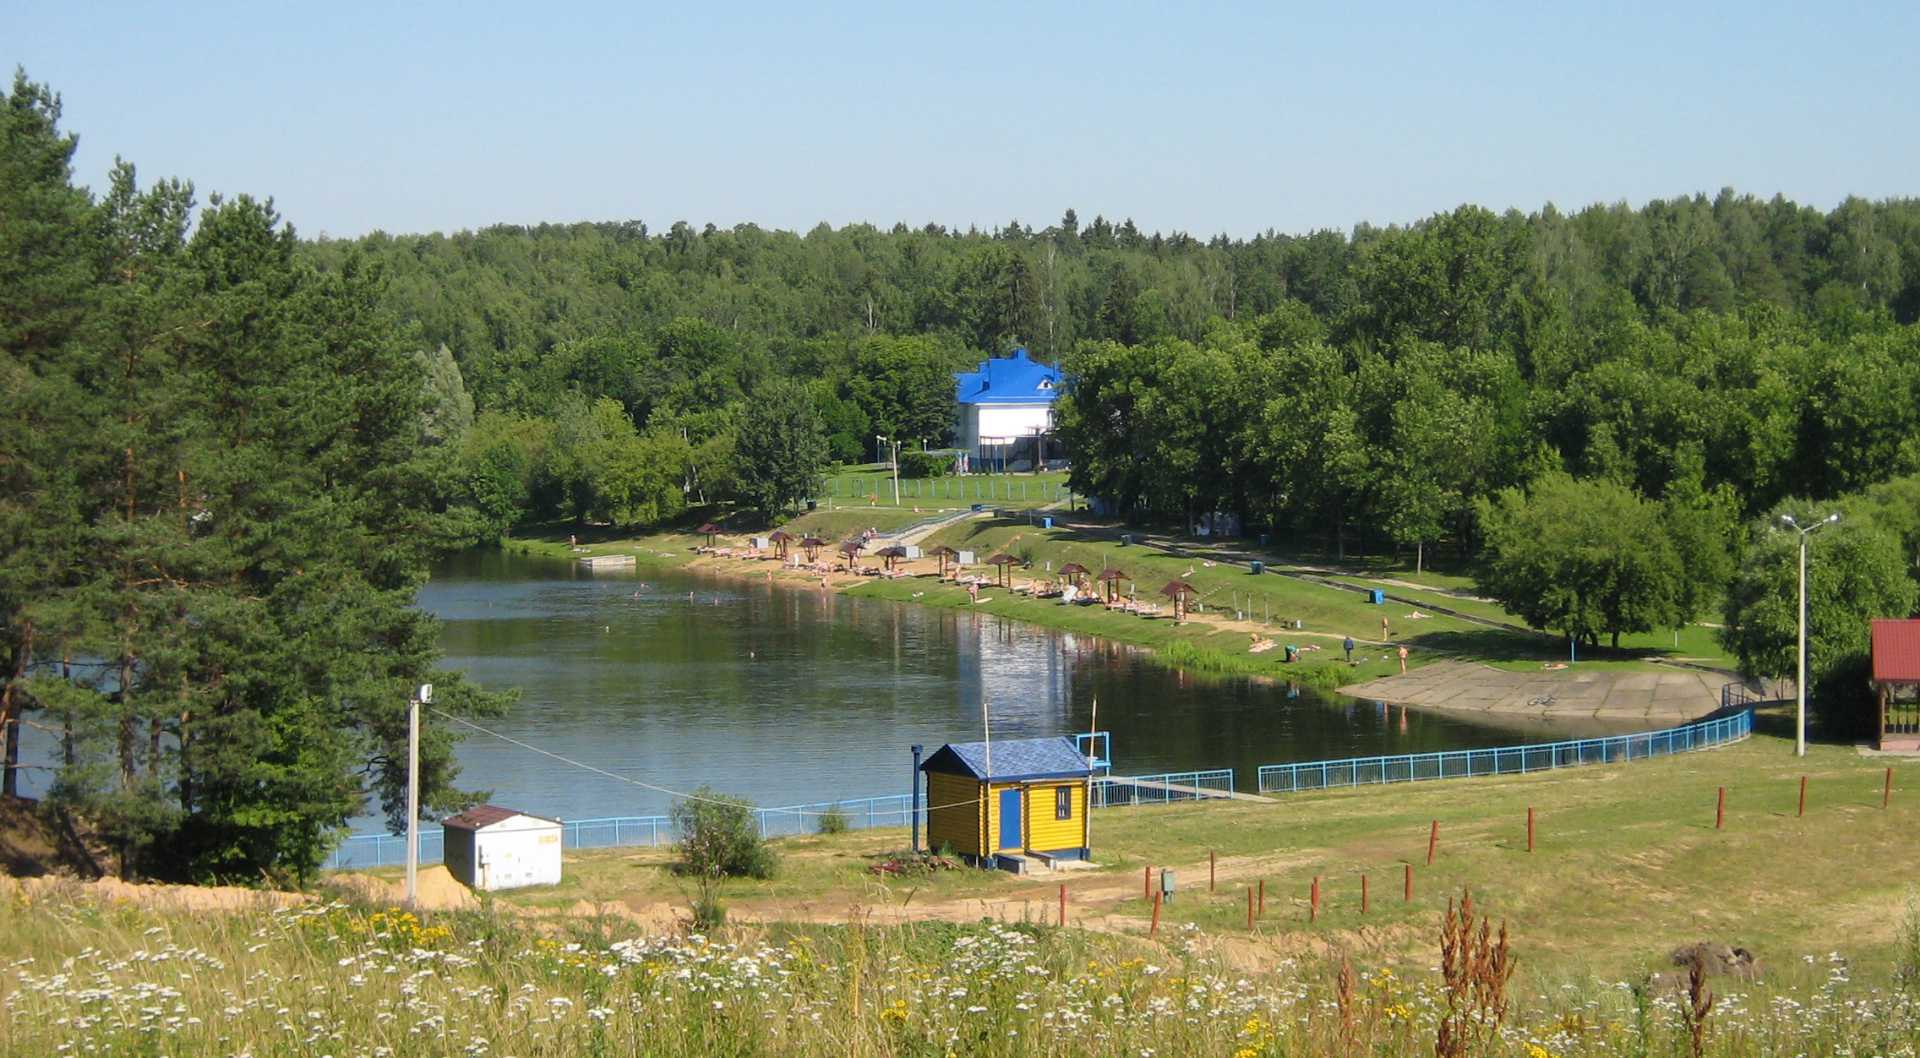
998 788 1022 849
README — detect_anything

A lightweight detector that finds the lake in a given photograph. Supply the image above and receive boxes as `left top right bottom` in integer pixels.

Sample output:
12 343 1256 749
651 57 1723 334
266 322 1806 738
404 550 1563 830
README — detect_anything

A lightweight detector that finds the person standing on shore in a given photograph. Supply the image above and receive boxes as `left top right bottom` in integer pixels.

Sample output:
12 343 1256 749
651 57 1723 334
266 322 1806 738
1397 644 1409 673
1343 635 1355 664
1381 615 1390 639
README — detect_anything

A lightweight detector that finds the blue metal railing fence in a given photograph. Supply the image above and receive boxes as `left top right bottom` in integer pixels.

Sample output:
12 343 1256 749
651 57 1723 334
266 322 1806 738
326 767 1226 871
1256 709 1752 795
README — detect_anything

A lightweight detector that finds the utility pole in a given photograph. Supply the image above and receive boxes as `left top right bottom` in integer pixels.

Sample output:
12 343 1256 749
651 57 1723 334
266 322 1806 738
1781 513 1838 757
406 683 431 907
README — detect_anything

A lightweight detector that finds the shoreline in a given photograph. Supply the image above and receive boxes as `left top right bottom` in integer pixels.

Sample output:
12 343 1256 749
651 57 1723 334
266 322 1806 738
501 530 1431 692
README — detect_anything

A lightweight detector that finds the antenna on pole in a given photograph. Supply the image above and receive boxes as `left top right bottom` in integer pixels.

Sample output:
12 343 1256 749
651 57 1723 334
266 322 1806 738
405 683 431 909
981 692 992 781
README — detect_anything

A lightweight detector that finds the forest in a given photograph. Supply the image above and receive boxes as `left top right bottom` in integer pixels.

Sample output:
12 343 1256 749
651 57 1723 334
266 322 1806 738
8 64 1920 879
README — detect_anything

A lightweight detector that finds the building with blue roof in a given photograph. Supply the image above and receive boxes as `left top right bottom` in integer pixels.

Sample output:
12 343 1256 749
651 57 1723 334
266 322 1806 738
921 735 1092 870
953 348 1063 471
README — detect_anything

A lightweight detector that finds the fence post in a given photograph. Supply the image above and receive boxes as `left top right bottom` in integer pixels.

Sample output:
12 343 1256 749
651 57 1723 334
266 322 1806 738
1361 874 1369 914
1150 889 1162 938
1404 863 1413 902
1059 884 1067 927
1798 776 1807 818
1144 865 1152 901
1527 807 1535 852
1258 879 1265 916
1715 787 1725 830
1427 820 1439 865
1311 876 1320 922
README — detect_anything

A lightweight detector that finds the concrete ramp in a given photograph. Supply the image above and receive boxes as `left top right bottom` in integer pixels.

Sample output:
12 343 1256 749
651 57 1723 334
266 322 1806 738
1339 660 1737 727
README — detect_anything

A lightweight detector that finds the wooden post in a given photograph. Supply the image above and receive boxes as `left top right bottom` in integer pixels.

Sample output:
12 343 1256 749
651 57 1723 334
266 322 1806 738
1404 863 1412 902
1258 878 1265 916
1144 865 1151 901
1059 884 1067 927
1150 889 1161 938
1310 876 1320 922
1886 767 1895 809
1210 850 1216 892
1246 887 1254 930
1798 775 1807 818
1716 786 1725 830
1526 807 1535 852
1361 874 1369 914
1426 819 1439 865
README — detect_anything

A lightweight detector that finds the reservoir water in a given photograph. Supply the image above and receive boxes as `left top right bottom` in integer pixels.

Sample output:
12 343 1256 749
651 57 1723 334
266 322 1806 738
407 551 1563 830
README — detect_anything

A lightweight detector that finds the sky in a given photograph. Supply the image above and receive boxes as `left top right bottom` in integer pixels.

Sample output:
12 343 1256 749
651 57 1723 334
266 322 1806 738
5 1 1916 240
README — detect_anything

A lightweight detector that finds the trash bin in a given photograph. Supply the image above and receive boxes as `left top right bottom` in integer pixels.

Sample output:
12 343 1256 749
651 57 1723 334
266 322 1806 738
1249 560 1264 574
1258 533 1271 545
1041 516 1053 529
1120 534 1132 545
807 499 817 511
970 503 984 512
1368 589 1385 605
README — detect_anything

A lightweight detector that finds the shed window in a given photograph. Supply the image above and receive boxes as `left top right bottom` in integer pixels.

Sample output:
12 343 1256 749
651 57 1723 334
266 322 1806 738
1055 786 1072 820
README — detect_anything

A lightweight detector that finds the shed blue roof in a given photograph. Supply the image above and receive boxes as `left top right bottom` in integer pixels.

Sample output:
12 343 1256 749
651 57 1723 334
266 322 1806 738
954 348 1063 406
920 736 1093 782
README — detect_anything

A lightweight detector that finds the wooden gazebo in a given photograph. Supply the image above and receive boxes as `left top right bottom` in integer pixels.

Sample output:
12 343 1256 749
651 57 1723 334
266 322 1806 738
1059 562 1090 589
985 552 1021 589
929 545 960 579
1872 619 1920 750
1160 579 1200 623
876 545 908 572
1096 567 1128 603
698 522 721 547
767 529 793 561
801 536 826 563
839 539 866 572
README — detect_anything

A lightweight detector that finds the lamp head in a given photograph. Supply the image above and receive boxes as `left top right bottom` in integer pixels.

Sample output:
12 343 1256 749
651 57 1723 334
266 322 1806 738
1780 514 1799 528
1826 513 1841 524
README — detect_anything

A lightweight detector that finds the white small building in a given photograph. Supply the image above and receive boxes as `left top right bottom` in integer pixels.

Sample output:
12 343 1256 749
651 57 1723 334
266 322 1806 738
441 804 564 891
954 347 1063 471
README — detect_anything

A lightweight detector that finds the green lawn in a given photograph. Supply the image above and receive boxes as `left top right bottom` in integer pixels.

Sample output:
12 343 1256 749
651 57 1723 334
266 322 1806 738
466 715 1915 981
820 464 1071 508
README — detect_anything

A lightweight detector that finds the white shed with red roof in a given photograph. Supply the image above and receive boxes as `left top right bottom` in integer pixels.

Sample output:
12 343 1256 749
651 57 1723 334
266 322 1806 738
442 804 564 890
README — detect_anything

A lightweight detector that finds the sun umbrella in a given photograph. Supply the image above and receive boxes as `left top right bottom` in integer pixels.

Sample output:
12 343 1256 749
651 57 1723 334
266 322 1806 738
1096 566 1129 603
1059 562 1090 587
1160 579 1200 622
839 539 866 571
767 528 793 560
985 552 1022 589
697 522 721 546
928 544 959 578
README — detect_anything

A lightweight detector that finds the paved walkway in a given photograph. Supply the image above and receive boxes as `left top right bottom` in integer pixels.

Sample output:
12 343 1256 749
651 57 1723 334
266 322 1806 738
1340 660 1738 727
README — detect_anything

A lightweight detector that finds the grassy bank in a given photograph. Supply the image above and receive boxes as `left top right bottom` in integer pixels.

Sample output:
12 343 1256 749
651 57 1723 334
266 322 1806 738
16 722 1920 1057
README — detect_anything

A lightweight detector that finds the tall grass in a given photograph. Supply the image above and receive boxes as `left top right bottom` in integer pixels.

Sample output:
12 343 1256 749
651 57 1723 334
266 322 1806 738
7 882 1920 1057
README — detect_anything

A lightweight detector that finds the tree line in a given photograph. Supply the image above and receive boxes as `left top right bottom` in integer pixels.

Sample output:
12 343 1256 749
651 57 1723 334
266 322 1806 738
1 73 506 880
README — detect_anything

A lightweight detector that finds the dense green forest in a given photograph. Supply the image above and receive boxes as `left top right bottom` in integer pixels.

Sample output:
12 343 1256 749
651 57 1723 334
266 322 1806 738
304 160 1920 722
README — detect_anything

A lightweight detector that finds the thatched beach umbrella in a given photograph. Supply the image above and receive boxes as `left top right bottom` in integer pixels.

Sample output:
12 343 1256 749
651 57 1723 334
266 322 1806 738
801 536 826 562
767 528 793 560
876 544 908 572
928 544 959 579
839 538 866 571
698 522 721 547
1160 579 1200 623
1096 567 1129 603
985 552 1021 589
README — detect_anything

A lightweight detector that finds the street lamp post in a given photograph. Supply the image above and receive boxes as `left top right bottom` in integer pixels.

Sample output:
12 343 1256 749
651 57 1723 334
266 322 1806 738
875 435 900 506
1780 513 1839 757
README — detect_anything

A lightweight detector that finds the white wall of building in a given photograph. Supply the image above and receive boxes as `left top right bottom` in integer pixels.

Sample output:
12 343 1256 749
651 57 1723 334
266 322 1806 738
446 817 564 890
961 403 1053 452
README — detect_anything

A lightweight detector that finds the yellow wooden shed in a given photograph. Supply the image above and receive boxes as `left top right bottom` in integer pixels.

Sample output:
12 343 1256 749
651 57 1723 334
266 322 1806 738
920 736 1093 872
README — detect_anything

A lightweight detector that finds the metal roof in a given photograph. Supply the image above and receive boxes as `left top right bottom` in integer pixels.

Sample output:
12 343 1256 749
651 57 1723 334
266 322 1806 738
1872 619 1920 683
441 804 562 831
954 347 1063 406
920 736 1094 782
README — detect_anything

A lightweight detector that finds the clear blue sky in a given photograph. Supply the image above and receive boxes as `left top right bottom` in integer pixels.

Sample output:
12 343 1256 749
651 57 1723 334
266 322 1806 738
7 1 1916 239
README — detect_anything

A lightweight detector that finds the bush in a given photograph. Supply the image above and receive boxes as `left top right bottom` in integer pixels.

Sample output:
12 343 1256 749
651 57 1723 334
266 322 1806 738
671 786 777 880
898 450 953 479
816 803 850 835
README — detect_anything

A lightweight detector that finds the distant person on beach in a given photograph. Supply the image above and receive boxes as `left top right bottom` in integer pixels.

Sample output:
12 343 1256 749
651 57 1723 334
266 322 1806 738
1397 644 1409 673
1343 635 1355 664
1381 616 1390 639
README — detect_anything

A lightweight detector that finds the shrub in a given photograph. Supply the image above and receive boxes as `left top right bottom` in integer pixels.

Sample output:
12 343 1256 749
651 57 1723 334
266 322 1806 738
671 786 777 880
816 803 850 835
898 450 953 479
